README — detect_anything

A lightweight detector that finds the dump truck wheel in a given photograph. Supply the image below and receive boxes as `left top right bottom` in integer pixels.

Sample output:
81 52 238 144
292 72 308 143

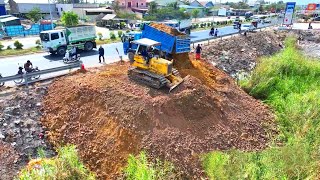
57 47 66 56
128 52 134 63
84 42 94 51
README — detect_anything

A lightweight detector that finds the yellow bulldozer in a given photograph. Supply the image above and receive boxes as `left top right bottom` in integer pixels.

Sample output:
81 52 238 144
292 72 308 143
127 38 184 92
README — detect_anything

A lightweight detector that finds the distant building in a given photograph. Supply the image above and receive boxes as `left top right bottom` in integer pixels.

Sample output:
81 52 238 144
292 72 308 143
179 4 205 17
199 1 214 8
115 0 147 9
10 3 58 19
0 0 6 16
190 0 203 7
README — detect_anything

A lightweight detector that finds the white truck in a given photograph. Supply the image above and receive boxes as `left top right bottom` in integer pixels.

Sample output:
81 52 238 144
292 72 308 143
40 25 96 56
218 8 227 17
160 19 192 35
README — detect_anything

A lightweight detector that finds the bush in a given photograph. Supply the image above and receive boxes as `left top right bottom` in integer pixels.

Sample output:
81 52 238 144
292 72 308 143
117 31 123 38
14 40 23 49
109 32 116 40
97 32 103 40
207 22 211 27
6 45 11 50
126 29 130 33
0 42 4 51
124 151 175 180
35 39 41 49
203 37 320 179
18 145 95 179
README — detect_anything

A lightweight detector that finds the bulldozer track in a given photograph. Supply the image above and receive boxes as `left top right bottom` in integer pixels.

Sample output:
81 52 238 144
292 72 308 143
128 68 168 89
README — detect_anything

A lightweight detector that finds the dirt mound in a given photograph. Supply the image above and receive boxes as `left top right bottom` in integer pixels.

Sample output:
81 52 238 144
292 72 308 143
0 141 19 180
150 23 185 36
201 31 284 78
41 60 275 179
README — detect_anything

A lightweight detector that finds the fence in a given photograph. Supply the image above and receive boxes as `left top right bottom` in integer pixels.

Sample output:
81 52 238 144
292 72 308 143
5 24 56 37
0 61 83 89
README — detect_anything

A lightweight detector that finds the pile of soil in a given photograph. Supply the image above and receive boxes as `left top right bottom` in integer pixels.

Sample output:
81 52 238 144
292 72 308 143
200 31 284 78
41 59 275 179
0 141 19 179
150 23 185 36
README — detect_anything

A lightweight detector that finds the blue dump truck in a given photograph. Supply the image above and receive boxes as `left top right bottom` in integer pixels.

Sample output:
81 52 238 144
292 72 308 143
122 24 191 59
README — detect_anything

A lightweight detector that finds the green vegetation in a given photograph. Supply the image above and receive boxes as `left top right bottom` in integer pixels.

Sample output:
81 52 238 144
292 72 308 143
0 42 4 51
191 9 200 21
35 39 41 49
61 11 79 27
202 37 320 179
0 47 42 57
124 151 175 180
14 40 23 50
96 38 121 45
26 7 43 22
144 2 190 21
109 32 116 40
18 145 95 180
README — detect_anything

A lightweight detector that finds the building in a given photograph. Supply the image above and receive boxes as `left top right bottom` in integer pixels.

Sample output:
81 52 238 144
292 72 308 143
179 4 205 17
10 3 57 17
0 0 6 16
56 4 114 22
116 0 147 9
199 1 214 8
190 0 203 7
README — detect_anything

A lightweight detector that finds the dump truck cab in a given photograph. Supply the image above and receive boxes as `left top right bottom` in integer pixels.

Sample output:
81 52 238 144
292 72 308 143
40 29 67 54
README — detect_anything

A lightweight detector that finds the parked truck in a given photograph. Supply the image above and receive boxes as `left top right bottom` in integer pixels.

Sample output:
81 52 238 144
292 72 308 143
160 19 192 35
40 25 96 56
122 24 191 60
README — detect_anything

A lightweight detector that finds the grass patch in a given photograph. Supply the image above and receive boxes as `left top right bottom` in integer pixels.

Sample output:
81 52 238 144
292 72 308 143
0 47 43 57
202 37 320 179
124 151 175 180
96 38 121 45
17 145 95 180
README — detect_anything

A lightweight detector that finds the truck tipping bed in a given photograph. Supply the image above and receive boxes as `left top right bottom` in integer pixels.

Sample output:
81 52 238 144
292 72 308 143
141 24 191 54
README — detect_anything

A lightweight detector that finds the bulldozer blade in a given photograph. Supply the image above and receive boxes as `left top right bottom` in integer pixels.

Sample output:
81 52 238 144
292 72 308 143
169 75 190 93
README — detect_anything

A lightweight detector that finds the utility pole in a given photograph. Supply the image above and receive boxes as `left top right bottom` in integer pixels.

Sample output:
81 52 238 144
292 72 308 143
48 0 54 29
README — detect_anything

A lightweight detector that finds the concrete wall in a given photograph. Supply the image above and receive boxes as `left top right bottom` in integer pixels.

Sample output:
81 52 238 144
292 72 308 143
56 4 73 17
116 0 147 8
17 3 57 14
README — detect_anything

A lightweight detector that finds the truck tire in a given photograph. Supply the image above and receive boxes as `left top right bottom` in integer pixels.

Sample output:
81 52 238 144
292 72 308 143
128 52 134 63
57 47 66 56
84 42 94 51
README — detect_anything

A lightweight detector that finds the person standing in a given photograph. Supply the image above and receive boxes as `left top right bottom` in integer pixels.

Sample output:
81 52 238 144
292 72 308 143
98 45 105 63
195 44 202 60
214 28 219 37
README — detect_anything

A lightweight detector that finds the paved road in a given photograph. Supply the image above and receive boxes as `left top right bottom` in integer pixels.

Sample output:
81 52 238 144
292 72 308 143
0 42 127 86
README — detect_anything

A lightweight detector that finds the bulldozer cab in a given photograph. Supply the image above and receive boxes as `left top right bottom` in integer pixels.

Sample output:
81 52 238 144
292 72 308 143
130 38 162 63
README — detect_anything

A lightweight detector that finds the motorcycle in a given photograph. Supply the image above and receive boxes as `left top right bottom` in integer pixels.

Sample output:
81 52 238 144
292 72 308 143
14 65 40 84
63 50 80 64
0 73 4 87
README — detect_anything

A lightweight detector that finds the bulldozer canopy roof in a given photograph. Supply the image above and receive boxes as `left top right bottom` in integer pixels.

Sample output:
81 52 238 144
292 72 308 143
132 38 161 47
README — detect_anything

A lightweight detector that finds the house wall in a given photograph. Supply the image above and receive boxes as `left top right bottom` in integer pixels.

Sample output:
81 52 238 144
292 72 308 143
116 0 147 8
17 3 57 14
56 4 74 17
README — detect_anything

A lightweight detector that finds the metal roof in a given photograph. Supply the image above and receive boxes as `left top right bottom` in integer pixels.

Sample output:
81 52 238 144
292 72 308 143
132 38 161 47
0 17 19 23
102 14 117 20
85 8 114 13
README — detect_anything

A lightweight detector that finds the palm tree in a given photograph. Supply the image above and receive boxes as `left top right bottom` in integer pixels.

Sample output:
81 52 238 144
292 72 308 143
148 1 158 14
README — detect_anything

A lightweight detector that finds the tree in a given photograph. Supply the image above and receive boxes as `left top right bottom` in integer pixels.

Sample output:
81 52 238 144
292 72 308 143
61 11 79 27
26 7 43 22
168 1 178 10
191 9 200 21
259 5 264 13
111 1 120 13
148 1 158 14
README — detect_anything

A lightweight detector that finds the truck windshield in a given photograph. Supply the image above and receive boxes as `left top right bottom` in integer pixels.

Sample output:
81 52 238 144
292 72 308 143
40 33 49 42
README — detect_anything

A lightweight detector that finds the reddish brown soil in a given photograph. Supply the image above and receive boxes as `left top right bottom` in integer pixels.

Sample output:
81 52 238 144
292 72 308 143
41 57 275 179
0 140 19 180
150 23 185 36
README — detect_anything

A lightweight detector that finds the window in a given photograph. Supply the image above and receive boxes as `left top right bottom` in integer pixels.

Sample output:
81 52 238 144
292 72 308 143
60 32 64 38
51 33 59 40
61 8 63 11
141 3 143 5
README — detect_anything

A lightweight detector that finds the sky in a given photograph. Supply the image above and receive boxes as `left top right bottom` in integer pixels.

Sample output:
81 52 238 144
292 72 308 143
11 0 317 5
